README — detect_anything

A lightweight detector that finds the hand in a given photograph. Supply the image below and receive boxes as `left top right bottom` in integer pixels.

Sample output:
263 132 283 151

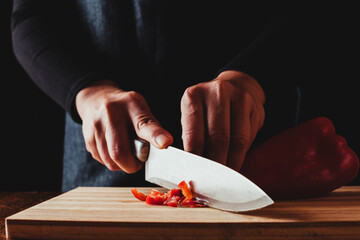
180 70 265 171
75 80 173 173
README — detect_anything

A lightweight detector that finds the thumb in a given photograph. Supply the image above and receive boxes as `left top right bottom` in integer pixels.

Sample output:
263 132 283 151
134 116 173 149
127 92 173 148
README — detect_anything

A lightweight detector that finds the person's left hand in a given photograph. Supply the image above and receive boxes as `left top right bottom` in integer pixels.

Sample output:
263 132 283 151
180 70 265 172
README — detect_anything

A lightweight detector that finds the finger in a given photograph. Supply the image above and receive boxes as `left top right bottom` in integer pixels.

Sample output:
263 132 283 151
181 85 205 156
95 126 123 171
205 81 231 165
227 93 253 171
126 92 173 149
106 121 143 173
82 124 103 164
87 136 103 165
249 107 265 146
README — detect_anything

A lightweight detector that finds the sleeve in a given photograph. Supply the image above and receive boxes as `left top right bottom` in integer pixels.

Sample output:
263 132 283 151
11 0 108 122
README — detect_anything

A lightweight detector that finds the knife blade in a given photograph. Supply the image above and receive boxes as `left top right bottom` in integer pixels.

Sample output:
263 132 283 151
134 139 273 212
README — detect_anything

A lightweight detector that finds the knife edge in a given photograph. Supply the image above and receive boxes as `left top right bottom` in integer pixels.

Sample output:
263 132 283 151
142 143 274 212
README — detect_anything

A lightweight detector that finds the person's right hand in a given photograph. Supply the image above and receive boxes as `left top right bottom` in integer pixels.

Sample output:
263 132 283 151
75 80 173 173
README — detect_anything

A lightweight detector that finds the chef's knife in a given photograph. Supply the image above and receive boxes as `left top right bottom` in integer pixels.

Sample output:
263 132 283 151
134 139 273 212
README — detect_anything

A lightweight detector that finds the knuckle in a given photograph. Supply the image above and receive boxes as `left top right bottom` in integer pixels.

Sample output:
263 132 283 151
135 114 157 132
84 141 93 153
84 117 102 132
182 131 204 145
211 80 231 97
124 91 144 105
98 101 121 126
231 134 249 148
239 90 253 104
92 153 100 161
101 91 144 112
82 124 99 146
105 162 119 171
92 119 102 131
108 146 122 162
208 131 230 148
212 79 227 91
182 131 197 141
182 85 201 104
82 131 93 145
181 86 203 114
121 91 157 133
101 98 119 113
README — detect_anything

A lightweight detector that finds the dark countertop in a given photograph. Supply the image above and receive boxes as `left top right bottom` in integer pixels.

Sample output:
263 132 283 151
1 191 60 239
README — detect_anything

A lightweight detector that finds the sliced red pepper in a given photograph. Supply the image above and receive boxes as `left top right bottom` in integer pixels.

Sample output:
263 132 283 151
145 195 166 205
178 181 193 199
164 189 183 207
177 181 206 207
149 189 162 196
131 188 147 201
167 188 182 198
131 181 207 208
145 189 167 205
180 198 206 208
164 196 181 207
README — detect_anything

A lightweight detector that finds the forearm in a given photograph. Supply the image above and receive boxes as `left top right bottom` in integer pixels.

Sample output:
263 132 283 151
11 0 106 122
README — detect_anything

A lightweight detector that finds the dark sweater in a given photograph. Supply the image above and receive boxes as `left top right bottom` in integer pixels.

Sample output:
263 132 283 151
11 1 300 123
11 1 309 189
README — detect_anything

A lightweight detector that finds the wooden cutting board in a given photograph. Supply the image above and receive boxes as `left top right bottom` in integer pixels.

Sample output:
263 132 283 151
6 186 360 240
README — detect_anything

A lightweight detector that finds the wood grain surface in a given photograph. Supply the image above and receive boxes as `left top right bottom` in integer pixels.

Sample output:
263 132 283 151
6 186 360 240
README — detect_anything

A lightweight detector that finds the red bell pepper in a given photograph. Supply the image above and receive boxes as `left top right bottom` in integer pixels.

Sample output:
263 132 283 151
241 117 359 199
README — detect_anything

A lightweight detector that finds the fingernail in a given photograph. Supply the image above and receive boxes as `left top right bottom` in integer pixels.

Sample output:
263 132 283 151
155 134 171 148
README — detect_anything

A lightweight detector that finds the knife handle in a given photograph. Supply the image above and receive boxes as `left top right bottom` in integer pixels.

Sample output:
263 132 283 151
134 138 150 163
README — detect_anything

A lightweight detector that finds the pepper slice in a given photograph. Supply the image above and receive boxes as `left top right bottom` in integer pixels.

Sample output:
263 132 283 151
177 180 193 199
131 188 147 201
145 189 167 205
131 181 206 208
164 195 181 207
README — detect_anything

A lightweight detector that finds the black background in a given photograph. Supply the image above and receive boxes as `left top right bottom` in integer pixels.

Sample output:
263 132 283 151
1 1 359 191
2 0 64 191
